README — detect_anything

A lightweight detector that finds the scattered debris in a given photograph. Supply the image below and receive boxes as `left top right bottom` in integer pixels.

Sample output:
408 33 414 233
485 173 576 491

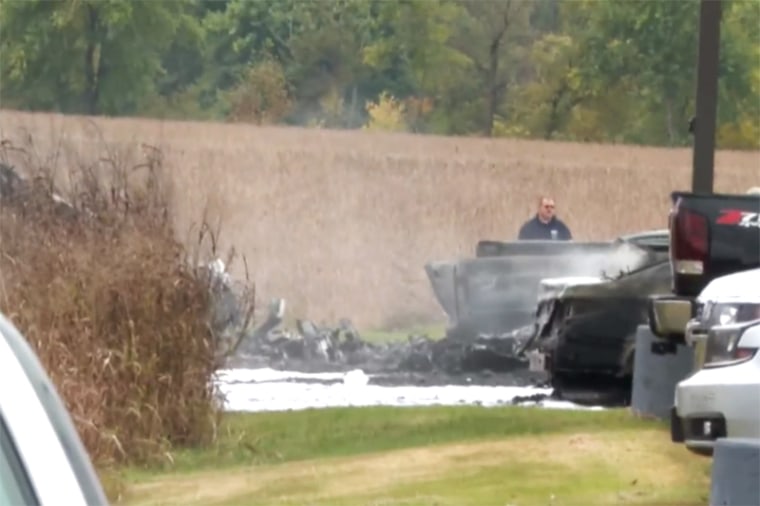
0 162 25 200
0 161 79 219
510 392 552 405
213 284 544 387
210 266 636 406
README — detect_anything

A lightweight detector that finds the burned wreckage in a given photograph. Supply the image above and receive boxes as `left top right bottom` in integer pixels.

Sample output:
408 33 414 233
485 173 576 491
218 293 534 387
521 232 671 403
425 229 672 404
212 229 673 401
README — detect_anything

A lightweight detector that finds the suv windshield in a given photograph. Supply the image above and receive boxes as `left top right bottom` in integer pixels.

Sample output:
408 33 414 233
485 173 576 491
0 413 37 506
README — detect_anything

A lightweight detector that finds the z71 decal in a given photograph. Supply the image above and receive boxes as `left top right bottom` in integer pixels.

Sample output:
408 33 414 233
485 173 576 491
716 209 760 228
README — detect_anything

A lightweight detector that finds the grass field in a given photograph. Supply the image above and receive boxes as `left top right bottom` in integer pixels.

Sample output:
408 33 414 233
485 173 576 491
1 109 757 330
115 407 711 506
361 323 446 342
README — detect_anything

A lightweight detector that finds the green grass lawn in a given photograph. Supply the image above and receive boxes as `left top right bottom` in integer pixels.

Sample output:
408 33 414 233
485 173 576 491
274 318 446 345
113 406 711 506
359 323 446 343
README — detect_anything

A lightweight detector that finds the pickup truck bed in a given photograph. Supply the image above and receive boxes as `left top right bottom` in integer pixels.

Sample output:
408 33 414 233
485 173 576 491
650 191 760 344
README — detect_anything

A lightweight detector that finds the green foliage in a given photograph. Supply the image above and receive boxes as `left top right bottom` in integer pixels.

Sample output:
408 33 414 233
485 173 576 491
362 0 469 98
565 0 700 145
716 0 760 149
506 33 584 140
2 0 758 148
1 0 193 115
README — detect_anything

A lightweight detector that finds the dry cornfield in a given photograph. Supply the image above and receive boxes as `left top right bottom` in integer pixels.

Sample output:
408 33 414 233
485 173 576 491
1 109 758 330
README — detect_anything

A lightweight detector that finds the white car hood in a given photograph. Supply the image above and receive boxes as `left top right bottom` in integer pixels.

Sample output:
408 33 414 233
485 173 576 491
537 276 605 303
698 267 760 304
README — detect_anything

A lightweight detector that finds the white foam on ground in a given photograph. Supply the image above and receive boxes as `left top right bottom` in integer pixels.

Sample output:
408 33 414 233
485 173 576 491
214 368 604 412
216 367 354 384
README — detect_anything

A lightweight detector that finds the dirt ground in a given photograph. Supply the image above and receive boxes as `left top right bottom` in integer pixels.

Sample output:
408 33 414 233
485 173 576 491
1 109 757 329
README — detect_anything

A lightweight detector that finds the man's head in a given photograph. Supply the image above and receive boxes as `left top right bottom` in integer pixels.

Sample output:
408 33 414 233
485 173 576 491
536 195 556 223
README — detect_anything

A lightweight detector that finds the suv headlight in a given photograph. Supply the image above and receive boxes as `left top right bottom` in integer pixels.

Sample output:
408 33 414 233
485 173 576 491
703 302 760 326
704 319 760 367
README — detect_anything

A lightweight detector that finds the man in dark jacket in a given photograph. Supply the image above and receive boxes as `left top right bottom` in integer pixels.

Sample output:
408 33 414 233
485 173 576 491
517 195 573 240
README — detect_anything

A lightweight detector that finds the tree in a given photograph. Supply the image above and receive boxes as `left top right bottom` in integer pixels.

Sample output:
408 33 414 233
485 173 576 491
201 0 376 126
226 59 292 125
569 0 700 145
449 0 535 136
714 0 760 149
1 0 757 148
361 0 472 133
507 33 586 140
1 0 193 115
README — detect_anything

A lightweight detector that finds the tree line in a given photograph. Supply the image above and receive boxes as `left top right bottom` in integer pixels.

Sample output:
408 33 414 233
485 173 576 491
1 0 758 148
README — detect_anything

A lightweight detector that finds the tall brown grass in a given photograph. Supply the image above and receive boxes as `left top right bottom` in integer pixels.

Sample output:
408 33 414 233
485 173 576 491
1 109 758 331
0 128 252 470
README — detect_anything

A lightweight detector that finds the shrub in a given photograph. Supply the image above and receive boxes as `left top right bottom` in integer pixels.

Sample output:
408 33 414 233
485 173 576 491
227 59 292 125
0 130 252 468
363 92 408 132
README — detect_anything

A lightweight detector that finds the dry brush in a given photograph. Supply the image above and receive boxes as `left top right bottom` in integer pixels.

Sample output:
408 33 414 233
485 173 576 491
0 129 252 469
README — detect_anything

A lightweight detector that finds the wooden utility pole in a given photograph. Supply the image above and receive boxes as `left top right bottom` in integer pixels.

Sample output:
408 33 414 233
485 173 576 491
691 0 722 194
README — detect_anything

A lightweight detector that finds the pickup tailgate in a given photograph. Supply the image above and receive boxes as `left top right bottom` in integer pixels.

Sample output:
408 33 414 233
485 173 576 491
670 191 760 297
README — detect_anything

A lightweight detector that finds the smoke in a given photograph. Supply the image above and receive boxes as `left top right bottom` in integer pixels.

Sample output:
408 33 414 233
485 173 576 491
556 241 653 281
426 239 656 338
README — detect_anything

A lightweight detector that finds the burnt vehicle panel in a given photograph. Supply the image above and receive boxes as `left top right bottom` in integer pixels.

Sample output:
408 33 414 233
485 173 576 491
426 230 669 340
524 241 673 405
543 299 643 372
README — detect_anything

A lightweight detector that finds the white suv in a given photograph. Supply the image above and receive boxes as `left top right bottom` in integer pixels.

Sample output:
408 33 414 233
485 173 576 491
671 267 760 456
0 312 108 505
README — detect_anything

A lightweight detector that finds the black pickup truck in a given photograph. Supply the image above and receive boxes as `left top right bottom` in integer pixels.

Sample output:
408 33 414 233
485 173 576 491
649 190 760 347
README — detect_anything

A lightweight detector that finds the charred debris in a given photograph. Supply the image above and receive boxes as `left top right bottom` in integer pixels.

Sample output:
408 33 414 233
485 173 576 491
217 296 543 388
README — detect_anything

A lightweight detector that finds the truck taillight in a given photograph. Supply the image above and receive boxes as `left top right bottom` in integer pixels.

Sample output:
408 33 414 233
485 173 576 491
672 206 708 275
